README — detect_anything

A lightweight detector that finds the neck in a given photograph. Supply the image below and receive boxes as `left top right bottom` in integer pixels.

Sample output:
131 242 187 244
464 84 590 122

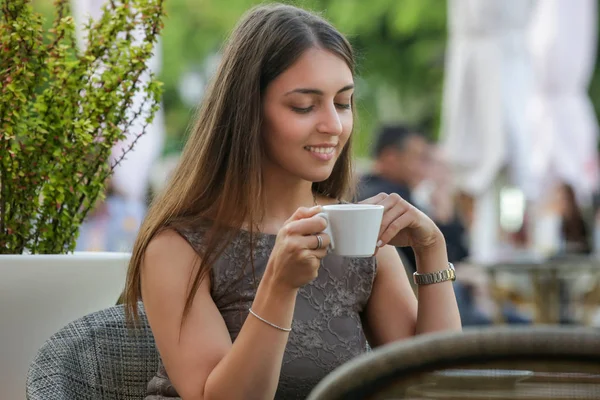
259 164 316 234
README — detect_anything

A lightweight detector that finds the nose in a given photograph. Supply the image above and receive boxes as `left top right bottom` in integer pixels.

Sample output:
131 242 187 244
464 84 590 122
316 103 343 136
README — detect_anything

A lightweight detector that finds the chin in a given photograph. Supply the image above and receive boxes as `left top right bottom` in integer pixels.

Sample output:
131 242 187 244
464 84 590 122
279 157 338 183
302 168 334 183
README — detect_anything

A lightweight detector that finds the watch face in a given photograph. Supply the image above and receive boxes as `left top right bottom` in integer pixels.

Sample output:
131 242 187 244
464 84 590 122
448 262 455 271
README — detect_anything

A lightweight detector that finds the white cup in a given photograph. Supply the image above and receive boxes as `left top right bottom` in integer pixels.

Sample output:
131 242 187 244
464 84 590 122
317 204 384 258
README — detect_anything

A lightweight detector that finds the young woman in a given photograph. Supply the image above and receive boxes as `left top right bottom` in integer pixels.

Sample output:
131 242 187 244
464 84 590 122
125 4 461 399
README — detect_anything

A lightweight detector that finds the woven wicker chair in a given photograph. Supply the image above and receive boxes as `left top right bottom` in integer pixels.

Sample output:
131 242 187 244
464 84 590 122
26 303 159 400
308 326 600 400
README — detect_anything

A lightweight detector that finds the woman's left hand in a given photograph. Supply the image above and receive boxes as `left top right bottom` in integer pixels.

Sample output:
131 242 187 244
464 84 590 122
360 192 444 253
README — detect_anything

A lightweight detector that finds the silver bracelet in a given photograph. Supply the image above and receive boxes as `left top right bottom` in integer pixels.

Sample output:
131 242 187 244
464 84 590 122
248 308 292 332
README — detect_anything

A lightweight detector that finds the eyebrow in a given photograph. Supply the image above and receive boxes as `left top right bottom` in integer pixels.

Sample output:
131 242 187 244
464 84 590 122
284 84 355 96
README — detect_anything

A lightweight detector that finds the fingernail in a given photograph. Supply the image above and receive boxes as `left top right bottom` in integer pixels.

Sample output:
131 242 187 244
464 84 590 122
376 240 383 247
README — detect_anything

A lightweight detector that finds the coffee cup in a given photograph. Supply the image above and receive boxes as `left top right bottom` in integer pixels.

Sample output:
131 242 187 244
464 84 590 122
317 204 384 257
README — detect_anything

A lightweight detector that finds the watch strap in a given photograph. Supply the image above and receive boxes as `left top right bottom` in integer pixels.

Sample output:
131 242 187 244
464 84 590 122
413 262 456 285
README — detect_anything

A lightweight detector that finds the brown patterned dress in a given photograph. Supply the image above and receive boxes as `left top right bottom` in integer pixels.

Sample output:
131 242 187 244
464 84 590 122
145 226 377 399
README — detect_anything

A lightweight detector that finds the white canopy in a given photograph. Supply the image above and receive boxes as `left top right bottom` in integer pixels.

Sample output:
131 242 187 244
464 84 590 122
440 0 534 196
527 0 599 203
440 0 535 262
440 0 599 261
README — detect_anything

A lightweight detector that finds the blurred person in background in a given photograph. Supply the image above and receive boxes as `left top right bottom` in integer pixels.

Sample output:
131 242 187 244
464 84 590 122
415 144 530 325
358 125 428 205
412 144 469 264
357 125 429 272
556 183 592 255
551 183 592 324
357 125 469 273
359 130 485 325
359 126 530 326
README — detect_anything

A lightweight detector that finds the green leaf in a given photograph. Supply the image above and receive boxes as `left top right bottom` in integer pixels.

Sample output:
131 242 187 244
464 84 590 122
1 0 166 254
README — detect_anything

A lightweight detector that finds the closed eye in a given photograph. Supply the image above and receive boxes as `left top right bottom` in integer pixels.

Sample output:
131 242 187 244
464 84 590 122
291 106 313 114
292 103 351 114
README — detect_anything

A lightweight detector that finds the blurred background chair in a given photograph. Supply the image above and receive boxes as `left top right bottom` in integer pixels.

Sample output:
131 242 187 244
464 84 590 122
26 303 158 400
308 326 600 400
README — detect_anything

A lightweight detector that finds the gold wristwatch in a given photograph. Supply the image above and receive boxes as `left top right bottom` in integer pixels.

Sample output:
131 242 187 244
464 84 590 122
413 262 456 285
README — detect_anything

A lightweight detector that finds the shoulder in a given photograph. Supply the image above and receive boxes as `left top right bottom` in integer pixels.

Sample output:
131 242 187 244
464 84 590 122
141 229 211 315
146 228 195 255
140 230 229 400
143 229 200 278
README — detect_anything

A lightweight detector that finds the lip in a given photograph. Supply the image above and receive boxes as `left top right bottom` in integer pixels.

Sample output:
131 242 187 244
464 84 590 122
305 145 336 161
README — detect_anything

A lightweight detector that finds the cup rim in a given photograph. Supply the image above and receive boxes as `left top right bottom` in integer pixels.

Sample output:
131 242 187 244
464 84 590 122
321 204 384 211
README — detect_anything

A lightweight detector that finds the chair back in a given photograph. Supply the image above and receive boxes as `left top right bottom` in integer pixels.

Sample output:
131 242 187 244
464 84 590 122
26 303 159 400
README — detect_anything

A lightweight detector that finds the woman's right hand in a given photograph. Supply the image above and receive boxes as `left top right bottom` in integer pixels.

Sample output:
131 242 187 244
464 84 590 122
266 205 330 290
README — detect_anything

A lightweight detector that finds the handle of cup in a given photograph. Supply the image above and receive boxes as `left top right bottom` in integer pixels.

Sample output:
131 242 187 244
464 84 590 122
317 212 334 250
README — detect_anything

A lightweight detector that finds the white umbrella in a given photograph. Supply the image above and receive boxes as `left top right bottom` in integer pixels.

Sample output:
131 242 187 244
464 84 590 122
527 0 599 204
440 0 534 262
441 0 534 196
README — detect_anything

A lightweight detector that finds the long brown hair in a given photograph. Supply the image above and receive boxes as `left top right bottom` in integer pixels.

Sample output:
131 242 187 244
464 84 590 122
124 3 357 323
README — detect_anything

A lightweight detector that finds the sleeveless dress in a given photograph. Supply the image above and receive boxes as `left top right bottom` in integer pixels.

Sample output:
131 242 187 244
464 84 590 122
145 225 378 400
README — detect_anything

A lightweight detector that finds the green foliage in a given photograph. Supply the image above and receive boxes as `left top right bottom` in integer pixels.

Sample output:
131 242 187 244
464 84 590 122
158 0 448 155
0 0 165 254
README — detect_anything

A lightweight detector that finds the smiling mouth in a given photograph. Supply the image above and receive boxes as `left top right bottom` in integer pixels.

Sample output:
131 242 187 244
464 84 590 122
304 146 335 154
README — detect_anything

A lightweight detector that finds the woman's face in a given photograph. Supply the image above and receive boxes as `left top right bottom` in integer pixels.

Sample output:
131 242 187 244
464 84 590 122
262 47 354 183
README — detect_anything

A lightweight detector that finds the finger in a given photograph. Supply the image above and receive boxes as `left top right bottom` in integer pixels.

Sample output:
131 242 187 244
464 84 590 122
285 214 328 236
309 253 325 272
301 245 329 262
358 192 388 205
378 194 411 238
313 248 329 259
378 211 413 247
287 205 323 222
297 232 331 250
